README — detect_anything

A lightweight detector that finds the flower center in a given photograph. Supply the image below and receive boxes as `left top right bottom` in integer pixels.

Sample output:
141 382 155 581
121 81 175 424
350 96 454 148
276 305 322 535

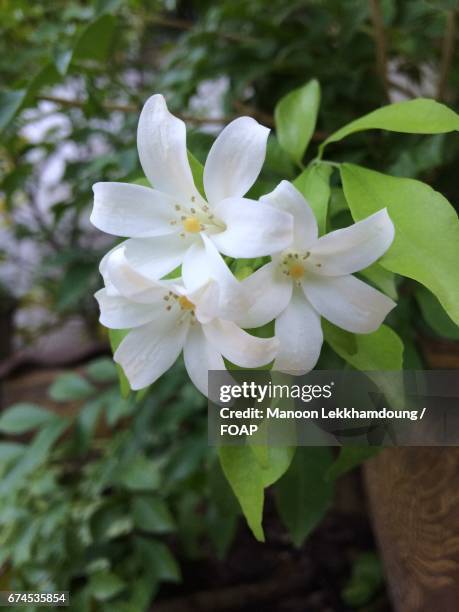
280 251 311 284
288 263 305 279
178 295 194 310
182 216 201 233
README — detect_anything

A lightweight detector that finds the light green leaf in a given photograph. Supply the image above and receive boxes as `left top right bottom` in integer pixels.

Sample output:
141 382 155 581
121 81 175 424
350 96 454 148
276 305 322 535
323 98 459 151
0 403 57 434
327 448 380 481
49 373 95 402
358 263 397 300
0 89 26 131
293 162 332 234
415 286 459 340
132 496 175 534
275 448 334 547
275 79 320 164
89 571 126 601
340 164 459 325
323 321 403 370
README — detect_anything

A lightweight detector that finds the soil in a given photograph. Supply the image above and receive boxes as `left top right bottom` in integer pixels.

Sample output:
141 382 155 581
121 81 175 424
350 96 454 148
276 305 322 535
154 498 392 612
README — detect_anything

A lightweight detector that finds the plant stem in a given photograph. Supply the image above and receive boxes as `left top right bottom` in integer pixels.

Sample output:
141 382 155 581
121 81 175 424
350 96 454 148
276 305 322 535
369 0 390 100
437 10 457 101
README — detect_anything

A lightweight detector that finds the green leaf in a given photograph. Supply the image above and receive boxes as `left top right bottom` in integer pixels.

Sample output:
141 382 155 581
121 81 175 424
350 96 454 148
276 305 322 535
0 419 68 494
323 98 459 150
86 357 118 382
341 164 459 325
275 448 334 547
293 162 332 234
132 496 175 534
116 456 161 491
218 446 265 541
218 445 293 541
323 321 403 370
187 150 205 198
327 447 380 481
275 79 320 164
89 571 126 601
358 262 397 300
73 15 117 63
0 442 25 465
342 552 384 607
49 373 95 402
0 403 56 434
109 329 131 397
0 89 26 131
135 537 181 582
415 286 459 340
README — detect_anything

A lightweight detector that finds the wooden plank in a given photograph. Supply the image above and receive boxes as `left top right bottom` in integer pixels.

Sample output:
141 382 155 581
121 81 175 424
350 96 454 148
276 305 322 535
364 448 459 611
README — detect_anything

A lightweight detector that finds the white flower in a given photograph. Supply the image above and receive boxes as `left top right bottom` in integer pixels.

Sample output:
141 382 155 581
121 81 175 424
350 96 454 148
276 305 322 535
91 94 293 281
95 235 278 396
238 180 396 374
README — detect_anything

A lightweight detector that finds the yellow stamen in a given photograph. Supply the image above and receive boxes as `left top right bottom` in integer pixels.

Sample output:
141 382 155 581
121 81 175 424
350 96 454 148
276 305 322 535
178 295 194 310
289 263 305 279
183 216 201 233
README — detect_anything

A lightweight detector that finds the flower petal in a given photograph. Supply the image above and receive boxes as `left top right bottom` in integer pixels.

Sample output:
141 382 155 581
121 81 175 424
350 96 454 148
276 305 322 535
91 182 179 238
104 246 169 302
237 261 292 328
308 209 395 275
99 242 124 294
95 288 157 329
183 324 225 396
182 234 248 320
302 272 396 333
260 180 318 249
123 234 193 280
274 289 322 374
210 197 293 258
114 316 188 390
203 117 270 206
137 94 203 204
203 319 278 368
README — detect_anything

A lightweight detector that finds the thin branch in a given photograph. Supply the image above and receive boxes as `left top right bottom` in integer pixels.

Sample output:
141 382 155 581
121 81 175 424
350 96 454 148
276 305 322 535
369 0 390 100
39 94 234 125
437 10 457 101
147 13 257 44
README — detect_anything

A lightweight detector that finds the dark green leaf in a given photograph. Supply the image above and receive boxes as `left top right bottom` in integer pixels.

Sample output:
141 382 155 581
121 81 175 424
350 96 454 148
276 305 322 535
327 447 380 481
132 496 175 534
115 456 161 491
275 448 334 546
0 403 56 434
0 89 26 131
89 571 126 601
49 373 95 402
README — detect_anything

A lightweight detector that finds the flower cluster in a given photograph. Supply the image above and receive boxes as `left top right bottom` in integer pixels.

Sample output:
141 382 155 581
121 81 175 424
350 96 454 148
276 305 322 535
91 94 396 396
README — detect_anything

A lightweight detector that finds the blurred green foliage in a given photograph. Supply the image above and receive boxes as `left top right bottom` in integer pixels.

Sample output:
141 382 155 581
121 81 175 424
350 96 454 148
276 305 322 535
1 1 459 608
0 359 240 611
